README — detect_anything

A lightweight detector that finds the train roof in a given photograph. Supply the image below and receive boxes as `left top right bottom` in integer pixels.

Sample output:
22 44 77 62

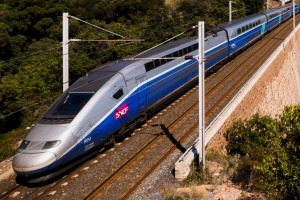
136 36 198 58
69 70 117 92
218 12 266 29
68 36 198 93
263 7 282 16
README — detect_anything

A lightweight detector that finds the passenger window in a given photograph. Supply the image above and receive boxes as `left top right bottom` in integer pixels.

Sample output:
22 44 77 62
192 44 198 51
237 28 241 34
113 88 124 100
161 57 167 65
242 26 245 32
183 48 188 54
145 61 155 72
154 59 161 68
165 54 175 63
166 53 172 58
178 49 184 57
172 51 179 57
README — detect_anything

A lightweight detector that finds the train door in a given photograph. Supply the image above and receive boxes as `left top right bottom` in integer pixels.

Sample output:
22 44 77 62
261 23 266 35
136 75 147 111
279 15 282 23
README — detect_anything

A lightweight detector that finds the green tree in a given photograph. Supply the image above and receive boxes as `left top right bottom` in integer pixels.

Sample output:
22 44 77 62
0 38 61 132
277 106 300 198
242 0 265 15
0 22 13 60
226 107 300 198
225 113 279 156
34 17 54 36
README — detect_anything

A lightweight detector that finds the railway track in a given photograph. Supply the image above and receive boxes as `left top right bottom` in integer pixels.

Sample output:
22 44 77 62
0 15 299 200
84 90 200 199
0 185 21 199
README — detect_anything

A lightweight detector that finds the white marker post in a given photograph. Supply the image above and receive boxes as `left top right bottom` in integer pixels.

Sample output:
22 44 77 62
198 21 205 167
62 13 69 92
229 1 236 22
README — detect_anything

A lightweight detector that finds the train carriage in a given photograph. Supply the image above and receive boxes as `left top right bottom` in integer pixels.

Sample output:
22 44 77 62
221 13 267 56
281 4 293 22
295 2 300 14
264 8 282 31
204 30 229 73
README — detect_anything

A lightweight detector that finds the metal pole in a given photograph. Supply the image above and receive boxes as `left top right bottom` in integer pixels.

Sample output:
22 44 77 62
198 21 205 167
267 0 269 10
63 13 69 92
229 1 232 22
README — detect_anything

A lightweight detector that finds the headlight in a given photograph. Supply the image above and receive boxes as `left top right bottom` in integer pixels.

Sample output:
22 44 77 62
19 140 30 149
42 140 61 149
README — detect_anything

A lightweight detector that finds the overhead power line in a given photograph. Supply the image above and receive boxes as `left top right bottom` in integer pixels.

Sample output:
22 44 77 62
70 39 144 42
128 25 198 60
63 13 144 91
68 15 127 39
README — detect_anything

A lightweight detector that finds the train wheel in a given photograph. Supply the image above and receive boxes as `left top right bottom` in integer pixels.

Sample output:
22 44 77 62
137 113 147 125
104 134 115 148
116 126 126 138
116 121 136 141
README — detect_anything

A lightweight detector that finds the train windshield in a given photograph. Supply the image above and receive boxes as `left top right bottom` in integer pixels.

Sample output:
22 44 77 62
41 92 95 123
53 92 94 116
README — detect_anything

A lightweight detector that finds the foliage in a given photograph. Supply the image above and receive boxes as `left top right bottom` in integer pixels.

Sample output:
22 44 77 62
182 160 206 186
243 0 265 15
0 128 28 161
0 38 61 132
225 113 279 156
165 195 184 200
225 107 300 199
206 150 230 166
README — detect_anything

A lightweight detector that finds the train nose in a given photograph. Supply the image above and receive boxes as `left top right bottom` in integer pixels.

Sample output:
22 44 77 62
13 152 56 174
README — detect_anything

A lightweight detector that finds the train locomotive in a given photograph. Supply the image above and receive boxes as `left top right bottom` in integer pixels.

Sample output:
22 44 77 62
13 3 300 183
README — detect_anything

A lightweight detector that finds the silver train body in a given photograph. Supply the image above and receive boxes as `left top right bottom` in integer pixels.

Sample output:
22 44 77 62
13 3 300 183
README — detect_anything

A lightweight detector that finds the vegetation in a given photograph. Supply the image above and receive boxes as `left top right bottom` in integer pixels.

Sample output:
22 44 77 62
225 106 300 199
168 151 239 199
182 151 238 186
178 106 299 199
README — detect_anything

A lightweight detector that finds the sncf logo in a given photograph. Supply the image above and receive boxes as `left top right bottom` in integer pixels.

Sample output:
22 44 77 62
114 103 129 119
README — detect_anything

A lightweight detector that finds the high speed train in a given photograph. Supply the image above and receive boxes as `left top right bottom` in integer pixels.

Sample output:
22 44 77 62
13 3 300 183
